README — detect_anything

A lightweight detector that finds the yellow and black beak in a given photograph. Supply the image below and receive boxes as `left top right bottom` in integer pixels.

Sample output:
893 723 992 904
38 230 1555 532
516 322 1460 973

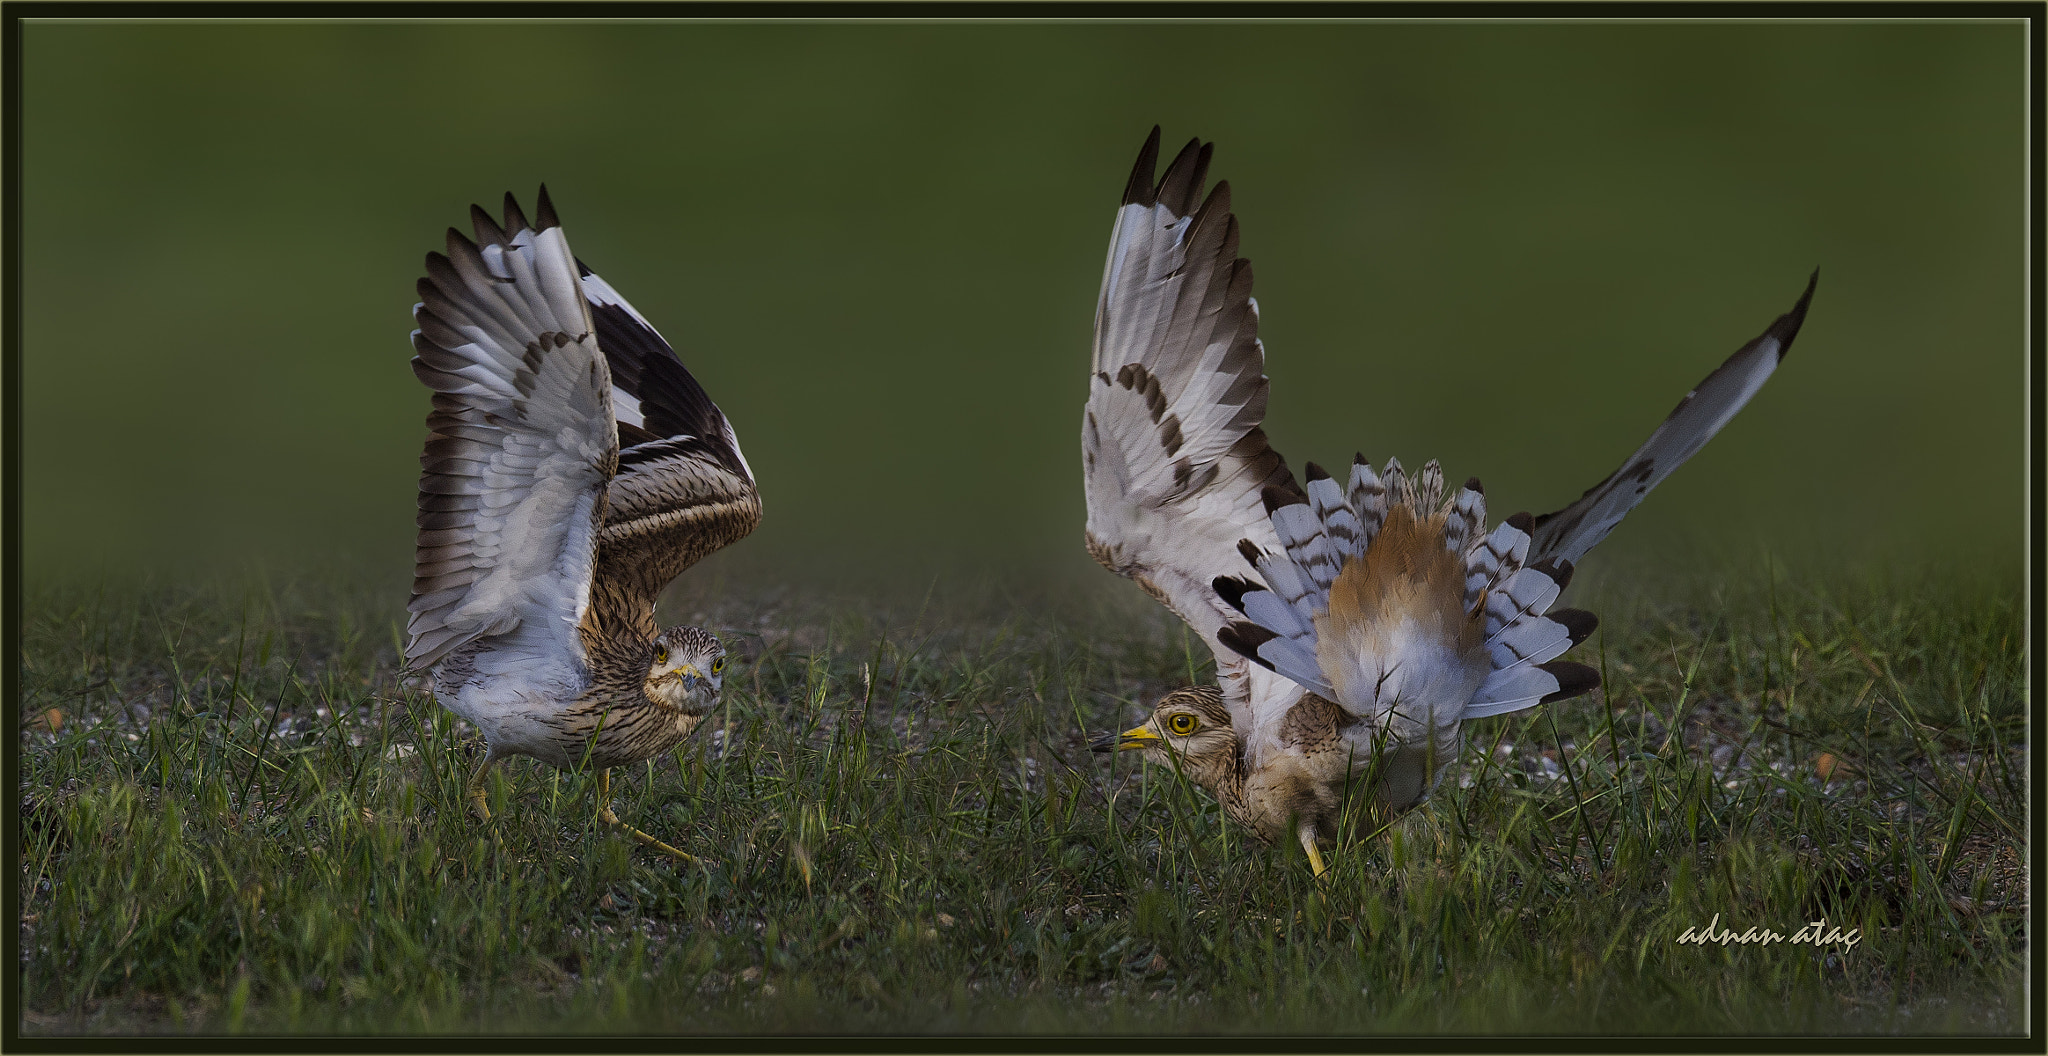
1090 723 1163 753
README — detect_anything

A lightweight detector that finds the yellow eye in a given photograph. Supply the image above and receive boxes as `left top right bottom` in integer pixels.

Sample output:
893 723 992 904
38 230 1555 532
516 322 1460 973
1168 713 1198 736
653 645 669 664
711 656 725 674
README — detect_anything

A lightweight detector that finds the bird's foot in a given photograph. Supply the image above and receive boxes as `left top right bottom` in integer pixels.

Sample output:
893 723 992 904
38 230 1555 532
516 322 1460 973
593 768 713 866
466 755 499 822
597 804 711 866
468 784 493 822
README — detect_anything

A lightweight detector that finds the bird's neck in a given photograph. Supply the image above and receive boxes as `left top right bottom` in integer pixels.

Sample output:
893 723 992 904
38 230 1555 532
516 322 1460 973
1208 751 1258 833
578 635 661 710
577 578 660 660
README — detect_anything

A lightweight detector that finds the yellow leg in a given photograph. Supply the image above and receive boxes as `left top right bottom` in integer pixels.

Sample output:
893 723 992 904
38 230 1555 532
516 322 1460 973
467 751 499 821
595 768 711 866
1298 822 1330 878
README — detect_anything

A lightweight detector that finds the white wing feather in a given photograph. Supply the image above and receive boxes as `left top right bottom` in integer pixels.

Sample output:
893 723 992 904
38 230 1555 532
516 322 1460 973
406 201 615 680
1081 129 1305 748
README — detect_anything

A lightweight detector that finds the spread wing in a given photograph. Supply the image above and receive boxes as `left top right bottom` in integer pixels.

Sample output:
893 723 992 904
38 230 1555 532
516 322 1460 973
583 264 762 632
1082 127 1304 740
1529 271 1817 566
405 191 616 675
464 195 762 640
579 249 760 633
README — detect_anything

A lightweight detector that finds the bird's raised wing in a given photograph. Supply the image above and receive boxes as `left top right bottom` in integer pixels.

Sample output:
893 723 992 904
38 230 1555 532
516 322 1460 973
1528 272 1817 566
462 197 763 641
580 258 761 625
1083 128 1304 738
405 189 616 675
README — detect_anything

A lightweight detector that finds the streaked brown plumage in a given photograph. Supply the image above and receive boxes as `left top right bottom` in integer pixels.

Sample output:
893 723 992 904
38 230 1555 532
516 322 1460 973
404 187 760 861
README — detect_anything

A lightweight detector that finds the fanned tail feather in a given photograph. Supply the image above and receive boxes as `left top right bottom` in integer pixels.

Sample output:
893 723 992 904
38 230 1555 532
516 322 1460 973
1303 463 1365 563
1463 660 1601 720
1445 477 1485 555
1215 455 1602 724
1464 512 1532 614
1346 454 1388 552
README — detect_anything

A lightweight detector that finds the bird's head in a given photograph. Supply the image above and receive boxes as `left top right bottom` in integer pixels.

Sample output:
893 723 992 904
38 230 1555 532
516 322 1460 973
645 626 725 717
1092 687 1242 790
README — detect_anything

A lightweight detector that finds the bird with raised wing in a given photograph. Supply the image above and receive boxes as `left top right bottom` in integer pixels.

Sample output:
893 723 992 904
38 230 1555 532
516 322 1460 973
1085 129 1814 876
405 188 761 862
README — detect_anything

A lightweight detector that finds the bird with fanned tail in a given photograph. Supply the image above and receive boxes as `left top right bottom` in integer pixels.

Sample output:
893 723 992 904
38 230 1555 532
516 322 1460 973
1085 128 1815 876
404 187 760 863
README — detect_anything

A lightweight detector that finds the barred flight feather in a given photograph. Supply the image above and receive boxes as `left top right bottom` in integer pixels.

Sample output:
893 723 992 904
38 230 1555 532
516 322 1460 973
1083 127 1308 744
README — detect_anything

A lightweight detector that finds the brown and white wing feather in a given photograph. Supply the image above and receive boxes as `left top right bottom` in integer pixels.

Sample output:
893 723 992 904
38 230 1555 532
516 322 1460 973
467 196 763 640
406 193 616 676
590 438 760 638
579 266 760 628
1529 272 1817 566
1083 128 1303 737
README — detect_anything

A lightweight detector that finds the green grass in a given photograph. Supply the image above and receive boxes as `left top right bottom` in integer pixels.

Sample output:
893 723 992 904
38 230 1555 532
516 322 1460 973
14 563 2026 1035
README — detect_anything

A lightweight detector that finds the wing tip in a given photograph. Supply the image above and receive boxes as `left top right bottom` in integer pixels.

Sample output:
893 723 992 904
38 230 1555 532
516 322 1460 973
1212 574 1260 613
535 184 561 231
1261 483 1307 516
469 203 507 246
1123 127 1213 217
501 191 531 235
1121 125 1164 207
1216 622 1278 669
1767 268 1819 362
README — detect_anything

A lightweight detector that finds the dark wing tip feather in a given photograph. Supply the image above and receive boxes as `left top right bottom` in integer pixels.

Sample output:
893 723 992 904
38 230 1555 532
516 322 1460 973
1261 484 1304 516
1353 452 1370 467
501 192 530 235
1121 126 1163 207
1216 623 1278 669
1766 269 1819 362
535 184 561 230
1548 607 1599 646
1237 539 1264 565
1537 660 1601 704
1463 476 1483 494
470 204 507 246
1211 575 1261 613
1506 511 1534 534
1154 135 1211 217
1303 461 1331 483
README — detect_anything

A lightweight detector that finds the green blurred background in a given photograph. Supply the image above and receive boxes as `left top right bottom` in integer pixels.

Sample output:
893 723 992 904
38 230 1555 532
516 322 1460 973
20 20 2026 595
